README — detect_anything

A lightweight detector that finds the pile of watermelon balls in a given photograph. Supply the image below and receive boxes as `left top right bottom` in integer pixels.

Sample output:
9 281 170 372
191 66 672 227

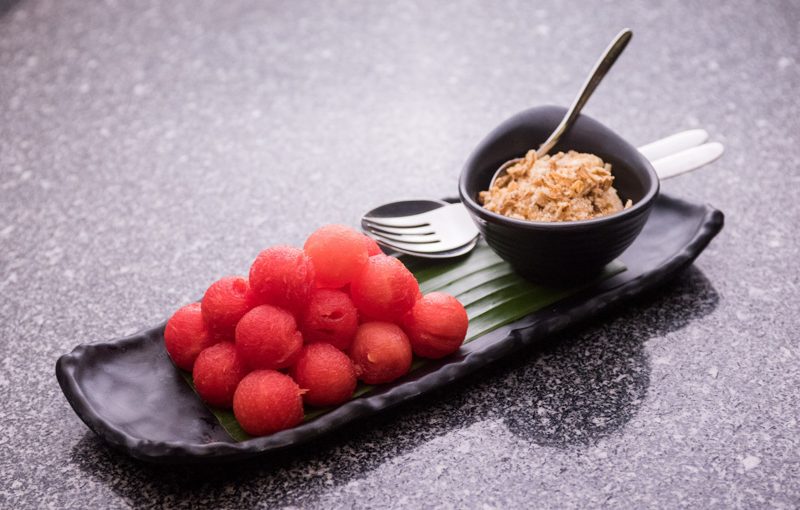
164 225 469 437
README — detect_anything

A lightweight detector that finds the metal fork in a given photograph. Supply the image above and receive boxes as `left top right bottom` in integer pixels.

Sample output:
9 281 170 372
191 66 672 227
363 202 476 254
362 130 723 256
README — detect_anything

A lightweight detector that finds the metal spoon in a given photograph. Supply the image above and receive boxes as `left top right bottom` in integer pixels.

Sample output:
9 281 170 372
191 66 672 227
488 28 633 189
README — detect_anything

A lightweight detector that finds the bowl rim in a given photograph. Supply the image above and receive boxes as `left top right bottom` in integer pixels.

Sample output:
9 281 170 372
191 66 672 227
458 108 661 231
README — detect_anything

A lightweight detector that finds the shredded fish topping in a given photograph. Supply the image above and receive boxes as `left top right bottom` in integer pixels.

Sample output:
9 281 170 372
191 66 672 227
479 150 632 222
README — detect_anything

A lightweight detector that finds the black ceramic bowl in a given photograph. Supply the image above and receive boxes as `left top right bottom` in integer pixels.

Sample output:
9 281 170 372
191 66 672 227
459 105 660 284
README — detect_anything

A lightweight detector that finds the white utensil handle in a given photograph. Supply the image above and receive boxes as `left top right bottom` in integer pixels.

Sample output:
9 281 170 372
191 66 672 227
651 142 724 180
637 129 709 161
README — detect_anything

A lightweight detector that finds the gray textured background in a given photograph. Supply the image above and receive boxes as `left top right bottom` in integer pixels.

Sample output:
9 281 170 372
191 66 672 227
1 0 799 508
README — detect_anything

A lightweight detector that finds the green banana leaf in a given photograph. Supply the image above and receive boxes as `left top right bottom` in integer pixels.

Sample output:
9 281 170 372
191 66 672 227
182 241 625 442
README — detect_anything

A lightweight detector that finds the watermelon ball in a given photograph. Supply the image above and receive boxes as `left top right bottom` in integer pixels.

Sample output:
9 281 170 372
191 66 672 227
235 305 303 370
404 292 469 359
249 245 315 314
304 224 369 288
362 234 382 256
164 302 216 371
299 288 359 350
349 322 412 384
290 343 357 407
192 342 249 408
233 370 304 436
350 254 419 322
201 276 256 340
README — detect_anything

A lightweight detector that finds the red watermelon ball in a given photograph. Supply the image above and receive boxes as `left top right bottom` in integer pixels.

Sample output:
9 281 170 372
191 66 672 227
290 343 357 407
304 224 369 288
362 234 382 256
192 342 249 408
235 305 303 370
349 322 412 384
164 302 216 371
350 254 419 322
201 276 256 339
404 292 468 359
299 288 359 350
249 245 314 314
233 370 304 436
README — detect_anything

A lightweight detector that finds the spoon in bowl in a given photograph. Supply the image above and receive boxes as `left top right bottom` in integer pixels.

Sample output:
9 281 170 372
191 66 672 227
488 28 633 189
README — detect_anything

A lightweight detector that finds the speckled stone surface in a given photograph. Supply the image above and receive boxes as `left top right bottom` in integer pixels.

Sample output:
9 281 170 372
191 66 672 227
1 0 799 507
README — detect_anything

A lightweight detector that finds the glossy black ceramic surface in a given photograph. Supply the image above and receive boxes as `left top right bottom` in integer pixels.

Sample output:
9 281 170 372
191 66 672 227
56 194 722 464
459 105 659 283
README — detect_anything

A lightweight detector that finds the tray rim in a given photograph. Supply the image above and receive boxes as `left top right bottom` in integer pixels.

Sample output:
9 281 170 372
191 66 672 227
56 194 724 463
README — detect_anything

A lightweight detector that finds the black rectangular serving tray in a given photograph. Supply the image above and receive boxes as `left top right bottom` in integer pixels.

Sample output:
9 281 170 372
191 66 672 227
56 194 723 464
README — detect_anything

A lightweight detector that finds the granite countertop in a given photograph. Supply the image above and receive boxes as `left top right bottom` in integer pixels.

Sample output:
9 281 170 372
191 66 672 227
1 0 799 507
